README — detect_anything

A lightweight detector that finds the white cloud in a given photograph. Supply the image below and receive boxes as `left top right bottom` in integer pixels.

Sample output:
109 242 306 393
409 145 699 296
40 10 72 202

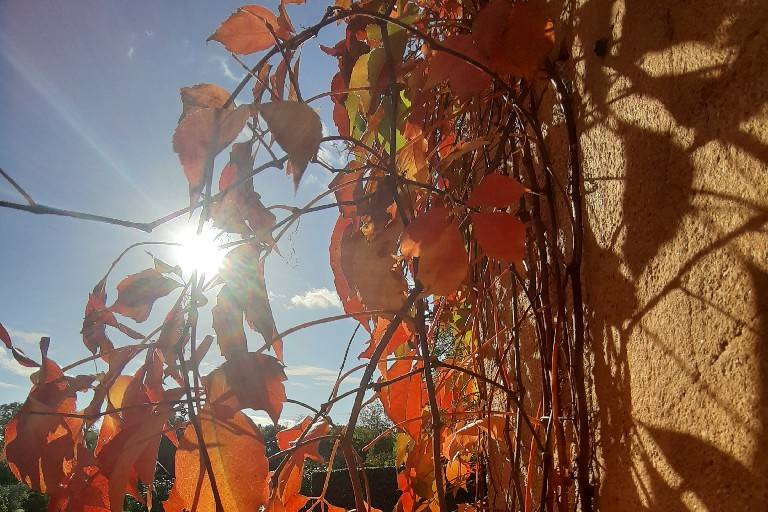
213 56 244 83
317 123 350 170
288 288 342 310
284 365 339 383
127 46 135 59
0 350 35 378
0 381 21 389
246 413 296 428
5 327 48 345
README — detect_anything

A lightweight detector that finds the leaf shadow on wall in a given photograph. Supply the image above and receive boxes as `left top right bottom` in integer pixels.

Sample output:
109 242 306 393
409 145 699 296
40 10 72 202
555 0 768 509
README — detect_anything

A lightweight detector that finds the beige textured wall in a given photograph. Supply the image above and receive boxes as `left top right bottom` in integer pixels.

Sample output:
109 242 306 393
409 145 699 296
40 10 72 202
558 0 768 509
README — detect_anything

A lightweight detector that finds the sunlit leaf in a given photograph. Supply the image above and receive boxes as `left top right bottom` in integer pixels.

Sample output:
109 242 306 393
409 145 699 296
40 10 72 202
208 5 291 55
173 105 252 203
400 206 468 295
166 406 269 511
467 172 527 208
257 101 323 189
204 352 286 423
110 269 181 323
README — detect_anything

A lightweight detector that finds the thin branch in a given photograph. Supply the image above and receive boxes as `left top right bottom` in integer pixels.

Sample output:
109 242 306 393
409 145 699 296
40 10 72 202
0 168 35 205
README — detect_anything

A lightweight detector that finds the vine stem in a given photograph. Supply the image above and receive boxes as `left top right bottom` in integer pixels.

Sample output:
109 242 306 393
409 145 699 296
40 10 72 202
342 285 423 510
415 299 448 512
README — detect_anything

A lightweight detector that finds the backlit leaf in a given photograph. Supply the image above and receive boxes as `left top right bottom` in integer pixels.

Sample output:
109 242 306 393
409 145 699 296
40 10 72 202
173 105 252 203
257 101 323 189
208 5 290 55
204 352 286 423
166 406 269 511
400 206 468 295
212 286 248 360
110 269 181 323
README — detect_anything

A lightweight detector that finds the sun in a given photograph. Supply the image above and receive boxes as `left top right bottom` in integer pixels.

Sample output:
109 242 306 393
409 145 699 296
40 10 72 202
173 222 226 278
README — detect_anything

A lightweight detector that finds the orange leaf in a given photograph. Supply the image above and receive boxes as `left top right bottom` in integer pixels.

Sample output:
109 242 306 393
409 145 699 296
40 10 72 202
257 101 323 189
4 358 82 495
472 0 555 78
400 206 468 295
329 216 369 328
378 359 425 440
173 105 252 203
219 244 282 359
467 173 527 208
208 5 290 55
212 286 248 360
166 406 269 511
471 212 526 264
204 352 286 423
359 317 412 359
180 83 232 119
110 269 181 323
276 416 329 463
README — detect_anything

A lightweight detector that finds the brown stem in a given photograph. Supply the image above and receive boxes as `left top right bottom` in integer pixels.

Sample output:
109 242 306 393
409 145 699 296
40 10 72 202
415 300 448 511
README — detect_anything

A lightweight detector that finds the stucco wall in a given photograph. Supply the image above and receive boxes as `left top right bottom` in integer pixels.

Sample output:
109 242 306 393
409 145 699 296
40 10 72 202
559 0 768 509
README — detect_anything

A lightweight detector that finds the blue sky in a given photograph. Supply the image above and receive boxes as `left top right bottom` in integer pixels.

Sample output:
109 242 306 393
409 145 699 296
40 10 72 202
0 0 364 425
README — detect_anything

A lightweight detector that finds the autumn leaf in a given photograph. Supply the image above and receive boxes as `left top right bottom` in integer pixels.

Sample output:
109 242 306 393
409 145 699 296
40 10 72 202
212 286 248 360
276 416 329 463
359 317 412 359
204 352 286 423
0 322 40 368
219 244 282 358
472 0 555 78
208 5 291 55
424 35 492 99
4 357 82 495
166 406 269 512
180 83 232 120
471 212 526 264
173 105 252 203
212 140 276 242
467 172 527 208
378 358 426 440
401 206 468 295
339 221 407 312
110 269 181 323
257 101 323 189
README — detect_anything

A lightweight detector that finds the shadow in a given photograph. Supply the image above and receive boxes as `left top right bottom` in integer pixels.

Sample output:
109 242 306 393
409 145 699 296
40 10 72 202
553 0 768 509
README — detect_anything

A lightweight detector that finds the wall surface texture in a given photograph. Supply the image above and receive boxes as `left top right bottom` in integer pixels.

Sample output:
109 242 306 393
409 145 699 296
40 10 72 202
559 0 768 510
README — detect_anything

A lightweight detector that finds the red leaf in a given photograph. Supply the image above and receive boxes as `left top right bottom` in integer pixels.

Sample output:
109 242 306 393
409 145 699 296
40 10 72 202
212 141 276 243
400 206 468 295
471 212 526 264
207 5 291 55
425 35 492 99
111 269 181 323
204 352 287 423
173 105 252 203
467 173 527 208
472 0 555 78
0 323 11 349
257 101 323 189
